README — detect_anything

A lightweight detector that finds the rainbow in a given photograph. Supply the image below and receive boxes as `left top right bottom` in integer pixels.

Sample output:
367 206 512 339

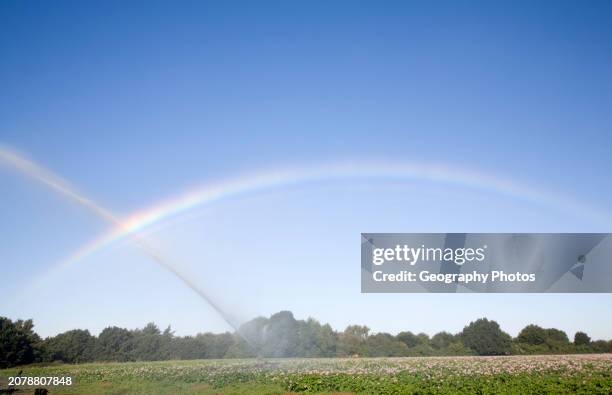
44 159 610 281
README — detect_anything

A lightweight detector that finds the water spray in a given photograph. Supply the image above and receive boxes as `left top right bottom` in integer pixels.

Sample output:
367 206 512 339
0 146 242 333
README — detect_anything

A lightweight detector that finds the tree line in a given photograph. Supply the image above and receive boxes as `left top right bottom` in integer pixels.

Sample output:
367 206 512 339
2 311 611 368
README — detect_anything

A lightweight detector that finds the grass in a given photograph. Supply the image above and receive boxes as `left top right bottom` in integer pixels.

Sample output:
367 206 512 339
1 354 611 394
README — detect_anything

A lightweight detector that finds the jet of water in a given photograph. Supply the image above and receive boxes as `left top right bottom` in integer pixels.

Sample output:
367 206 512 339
0 146 242 332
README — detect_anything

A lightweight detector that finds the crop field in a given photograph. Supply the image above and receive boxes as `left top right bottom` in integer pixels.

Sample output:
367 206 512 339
1 354 612 394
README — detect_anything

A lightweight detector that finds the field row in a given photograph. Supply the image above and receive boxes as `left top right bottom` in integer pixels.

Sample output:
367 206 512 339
1 354 612 394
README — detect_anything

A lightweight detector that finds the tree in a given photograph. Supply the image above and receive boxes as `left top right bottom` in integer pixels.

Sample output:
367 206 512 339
338 325 369 356
591 340 609 353
416 333 430 347
517 325 547 345
96 327 134 361
0 317 42 368
515 325 571 354
295 318 337 357
545 328 569 344
238 316 268 354
574 331 591 346
397 331 419 348
131 323 164 360
365 333 410 357
431 332 454 350
344 325 370 341
446 341 473 355
197 332 234 359
461 318 512 355
261 311 299 357
224 335 256 358
45 329 95 363
4 313 612 365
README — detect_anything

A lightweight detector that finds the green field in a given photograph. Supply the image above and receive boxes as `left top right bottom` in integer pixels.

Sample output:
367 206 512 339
1 354 612 394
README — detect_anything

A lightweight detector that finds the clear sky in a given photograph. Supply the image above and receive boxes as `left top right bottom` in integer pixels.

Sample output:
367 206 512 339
1 1 612 339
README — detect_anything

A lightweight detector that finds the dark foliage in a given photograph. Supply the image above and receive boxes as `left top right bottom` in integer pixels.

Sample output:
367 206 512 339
574 331 591 346
460 318 513 355
1 314 610 367
0 317 43 368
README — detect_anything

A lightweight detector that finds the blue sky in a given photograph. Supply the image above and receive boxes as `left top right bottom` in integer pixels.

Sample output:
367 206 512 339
1 1 612 339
